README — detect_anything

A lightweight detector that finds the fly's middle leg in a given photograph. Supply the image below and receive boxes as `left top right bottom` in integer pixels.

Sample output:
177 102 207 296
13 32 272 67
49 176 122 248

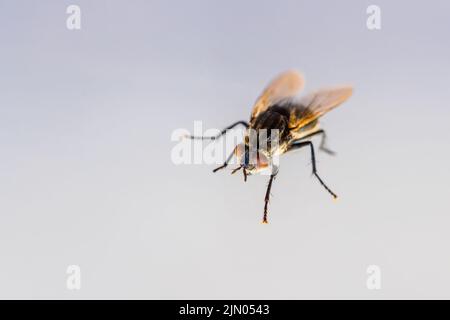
287 140 338 199
297 129 336 155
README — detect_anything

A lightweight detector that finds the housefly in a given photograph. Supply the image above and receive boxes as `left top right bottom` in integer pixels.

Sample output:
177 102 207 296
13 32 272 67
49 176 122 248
186 70 353 223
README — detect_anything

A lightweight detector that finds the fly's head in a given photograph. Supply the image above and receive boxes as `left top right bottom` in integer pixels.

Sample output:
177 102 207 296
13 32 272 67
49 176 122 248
232 140 270 181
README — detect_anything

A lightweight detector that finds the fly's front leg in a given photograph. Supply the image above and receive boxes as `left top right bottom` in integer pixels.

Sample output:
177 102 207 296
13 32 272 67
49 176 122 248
287 141 338 199
184 121 249 140
213 146 236 173
262 166 278 224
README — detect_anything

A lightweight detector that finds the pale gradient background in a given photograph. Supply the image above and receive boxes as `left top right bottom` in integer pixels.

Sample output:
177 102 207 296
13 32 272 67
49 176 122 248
1 0 450 299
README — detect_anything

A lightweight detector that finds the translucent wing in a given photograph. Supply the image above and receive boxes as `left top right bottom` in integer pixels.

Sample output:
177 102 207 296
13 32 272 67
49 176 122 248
288 85 353 131
250 70 305 122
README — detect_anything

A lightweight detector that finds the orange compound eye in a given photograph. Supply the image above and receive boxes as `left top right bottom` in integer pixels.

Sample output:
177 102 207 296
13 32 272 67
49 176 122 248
234 144 245 157
256 152 269 169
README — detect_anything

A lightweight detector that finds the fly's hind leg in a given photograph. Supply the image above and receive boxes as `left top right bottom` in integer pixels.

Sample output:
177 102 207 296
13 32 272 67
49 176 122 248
287 141 338 199
298 129 336 155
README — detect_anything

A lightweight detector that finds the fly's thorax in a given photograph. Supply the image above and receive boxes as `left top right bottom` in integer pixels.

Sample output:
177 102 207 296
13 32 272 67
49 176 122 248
248 107 291 154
